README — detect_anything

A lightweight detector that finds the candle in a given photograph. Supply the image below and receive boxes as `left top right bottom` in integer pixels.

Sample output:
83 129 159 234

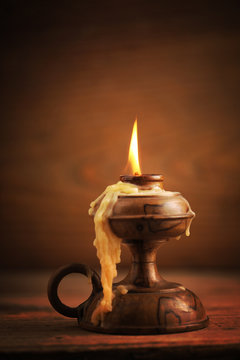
89 119 189 326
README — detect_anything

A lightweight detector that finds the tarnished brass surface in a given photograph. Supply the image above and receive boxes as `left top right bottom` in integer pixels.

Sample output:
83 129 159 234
80 286 208 334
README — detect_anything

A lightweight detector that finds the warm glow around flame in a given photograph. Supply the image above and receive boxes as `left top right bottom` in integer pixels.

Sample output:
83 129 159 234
128 119 142 175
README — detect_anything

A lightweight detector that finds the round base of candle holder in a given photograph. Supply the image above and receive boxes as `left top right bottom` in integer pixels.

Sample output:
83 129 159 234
78 283 208 334
47 262 208 335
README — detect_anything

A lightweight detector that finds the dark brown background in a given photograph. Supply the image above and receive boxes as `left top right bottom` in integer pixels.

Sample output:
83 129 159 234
1 0 240 270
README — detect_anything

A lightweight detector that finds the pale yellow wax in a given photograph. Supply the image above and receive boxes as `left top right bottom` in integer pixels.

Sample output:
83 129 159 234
89 181 138 325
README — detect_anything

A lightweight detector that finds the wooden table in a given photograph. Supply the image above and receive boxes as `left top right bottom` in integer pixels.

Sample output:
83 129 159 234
0 269 240 359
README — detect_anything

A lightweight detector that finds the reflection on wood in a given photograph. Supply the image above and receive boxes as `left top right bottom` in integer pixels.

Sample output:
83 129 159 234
0 270 239 358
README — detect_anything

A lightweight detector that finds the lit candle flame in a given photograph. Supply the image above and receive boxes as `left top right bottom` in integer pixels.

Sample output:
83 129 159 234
127 118 142 175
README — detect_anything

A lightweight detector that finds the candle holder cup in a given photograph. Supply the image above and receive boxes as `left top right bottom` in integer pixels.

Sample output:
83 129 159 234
48 175 208 334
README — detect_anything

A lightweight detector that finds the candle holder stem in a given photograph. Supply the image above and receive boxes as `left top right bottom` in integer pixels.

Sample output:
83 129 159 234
122 239 169 289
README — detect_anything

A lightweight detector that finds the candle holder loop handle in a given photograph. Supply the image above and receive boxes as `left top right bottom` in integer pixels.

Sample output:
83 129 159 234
47 263 102 319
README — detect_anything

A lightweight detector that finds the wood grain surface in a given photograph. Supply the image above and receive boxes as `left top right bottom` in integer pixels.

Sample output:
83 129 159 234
0 270 239 359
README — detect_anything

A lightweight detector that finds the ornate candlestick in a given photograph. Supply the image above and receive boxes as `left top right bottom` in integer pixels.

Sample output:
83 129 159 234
48 174 208 334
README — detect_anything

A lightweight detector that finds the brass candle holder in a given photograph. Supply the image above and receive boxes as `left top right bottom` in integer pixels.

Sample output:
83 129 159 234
48 174 208 334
